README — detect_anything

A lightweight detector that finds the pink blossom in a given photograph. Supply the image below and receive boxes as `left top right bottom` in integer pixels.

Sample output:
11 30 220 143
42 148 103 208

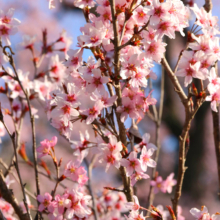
0 24 17 45
48 55 66 83
74 0 96 9
0 199 14 216
54 194 71 214
140 146 156 172
79 22 106 47
206 87 220 112
18 35 36 50
143 93 157 112
127 211 145 220
176 62 206 87
90 90 117 108
120 151 142 176
96 6 112 22
144 39 166 63
37 136 58 158
135 133 157 152
207 67 220 91
189 34 212 54
100 148 122 171
65 188 91 218
150 176 166 194
148 0 171 25
66 49 83 70
85 69 109 93
210 37 220 60
78 56 101 76
71 130 90 160
190 206 211 220
50 99 79 126
0 8 20 26
133 6 150 26
37 193 53 212
129 69 148 88
131 171 150 186
64 160 81 181
117 97 139 122
33 77 52 101
124 195 140 211
81 100 104 124
164 172 177 193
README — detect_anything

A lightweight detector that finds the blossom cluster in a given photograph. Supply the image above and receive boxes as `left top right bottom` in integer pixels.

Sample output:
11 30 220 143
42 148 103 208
190 206 220 220
1 0 220 219
0 8 20 45
175 4 220 111
37 188 91 220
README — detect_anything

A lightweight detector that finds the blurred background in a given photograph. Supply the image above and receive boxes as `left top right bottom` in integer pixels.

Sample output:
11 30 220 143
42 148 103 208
0 0 220 218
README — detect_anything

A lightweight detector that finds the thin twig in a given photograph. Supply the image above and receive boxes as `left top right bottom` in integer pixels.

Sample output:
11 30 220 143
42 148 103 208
147 66 165 212
173 43 189 74
84 157 98 220
161 55 205 215
161 57 187 106
0 107 32 220
0 171 30 220
4 46 41 219
0 158 36 201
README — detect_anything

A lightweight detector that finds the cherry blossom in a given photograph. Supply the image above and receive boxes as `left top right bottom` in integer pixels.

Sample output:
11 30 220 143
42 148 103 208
150 176 166 194
131 171 150 186
37 193 54 212
144 39 167 63
148 0 171 25
120 151 142 176
140 146 156 172
135 133 157 152
80 100 104 124
84 69 109 93
117 97 139 122
125 195 140 211
37 136 58 158
190 206 212 220
64 160 88 184
164 172 177 193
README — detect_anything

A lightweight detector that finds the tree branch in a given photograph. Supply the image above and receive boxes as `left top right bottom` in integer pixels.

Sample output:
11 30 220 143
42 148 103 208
0 170 30 220
0 106 32 220
161 57 187 106
109 0 134 202
84 157 99 220
147 67 165 211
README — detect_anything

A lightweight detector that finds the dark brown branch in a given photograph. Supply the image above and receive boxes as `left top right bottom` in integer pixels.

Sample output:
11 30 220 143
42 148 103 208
203 0 213 12
109 0 134 202
0 170 30 220
161 56 205 215
0 106 32 220
0 159 36 201
172 100 204 215
212 63 220 200
212 109 220 200
0 210 7 220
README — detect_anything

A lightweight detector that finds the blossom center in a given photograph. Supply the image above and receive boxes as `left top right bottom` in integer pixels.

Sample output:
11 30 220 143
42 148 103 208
89 107 97 115
66 94 76 102
62 105 71 114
